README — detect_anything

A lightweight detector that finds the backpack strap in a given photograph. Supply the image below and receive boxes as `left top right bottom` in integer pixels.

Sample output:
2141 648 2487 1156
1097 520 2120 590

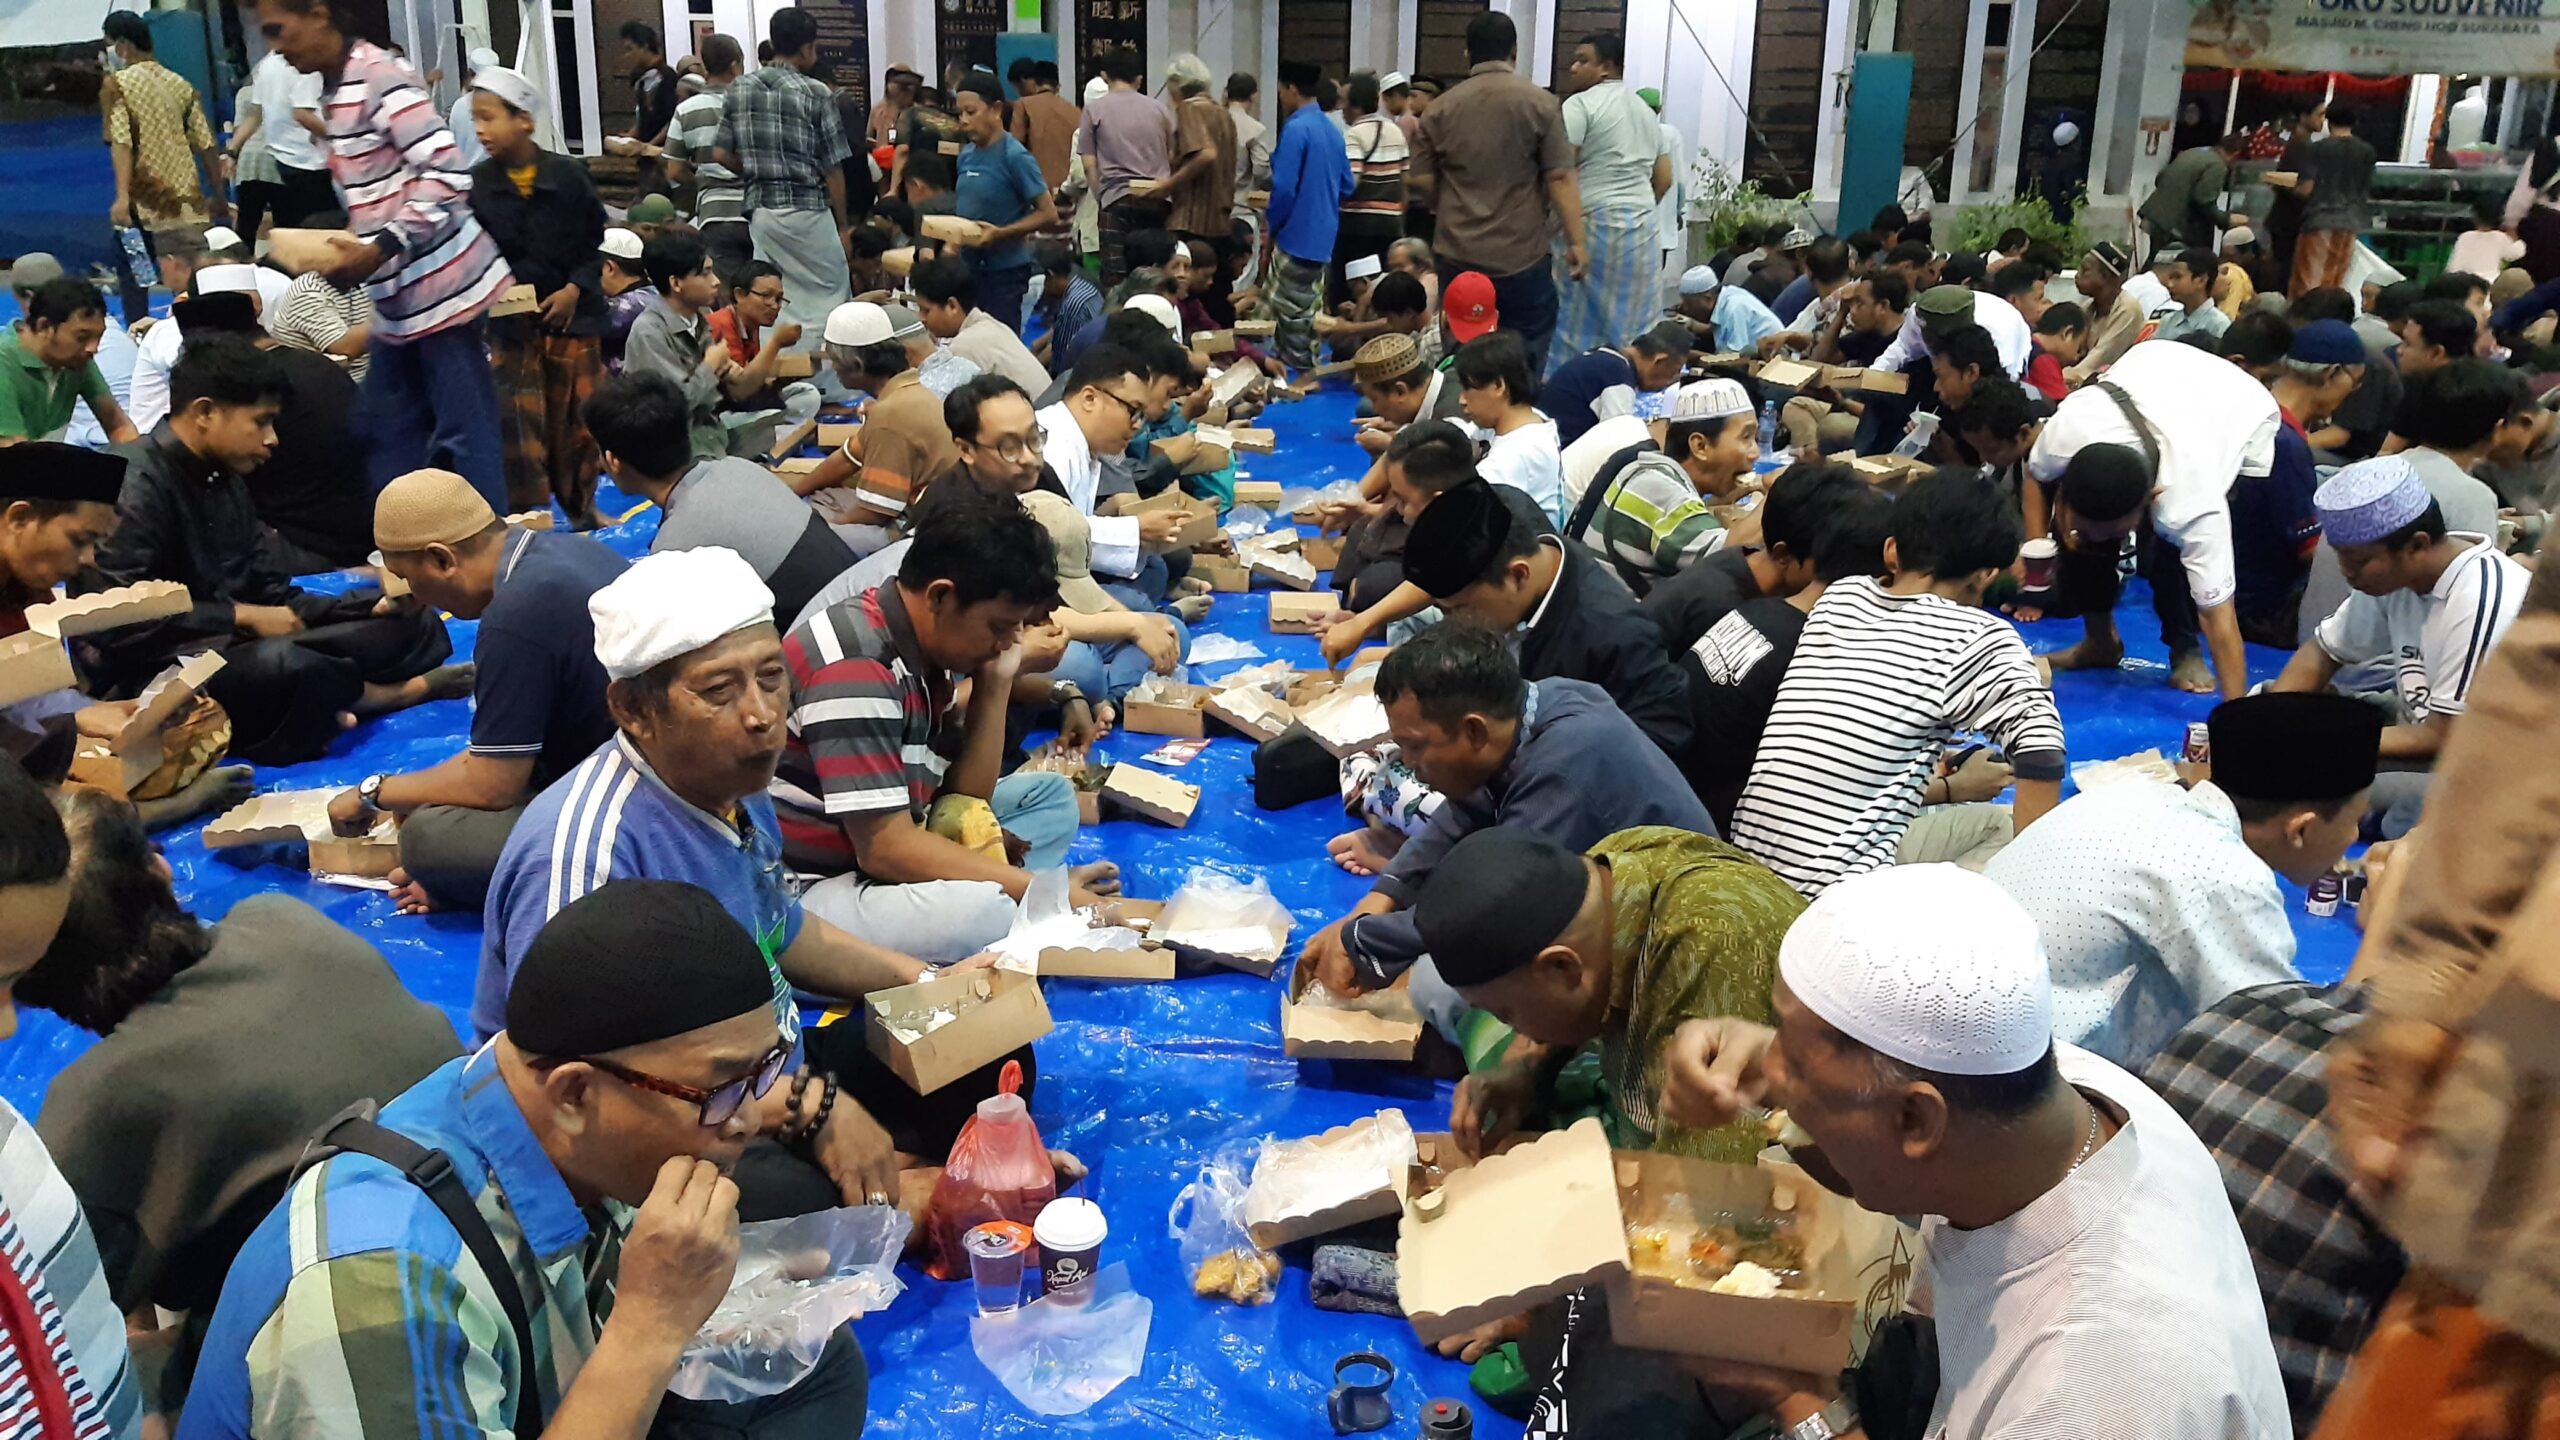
1565 440 1667 592
298 1105 549 1438
2091 379 2161 480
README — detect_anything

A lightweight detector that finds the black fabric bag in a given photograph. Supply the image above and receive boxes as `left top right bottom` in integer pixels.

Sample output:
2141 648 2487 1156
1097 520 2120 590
1253 722 1339 810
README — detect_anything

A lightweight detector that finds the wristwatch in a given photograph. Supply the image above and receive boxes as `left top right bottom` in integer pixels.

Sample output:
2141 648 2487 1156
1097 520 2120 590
356 773 387 811
1048 680 1085 708
1787 1397 1858 1440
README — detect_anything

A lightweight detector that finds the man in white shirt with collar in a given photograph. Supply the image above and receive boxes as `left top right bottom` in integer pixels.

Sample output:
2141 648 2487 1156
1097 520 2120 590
1870 281 2033 378
128 256 264 432
1657 864 2289 1440
1032 342 1189 591
2269 454 2531 835
1987 692 2382 1067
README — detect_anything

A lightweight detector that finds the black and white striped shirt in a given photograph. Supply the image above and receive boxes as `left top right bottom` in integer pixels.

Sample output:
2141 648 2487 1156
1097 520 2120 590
1728 577 2065 896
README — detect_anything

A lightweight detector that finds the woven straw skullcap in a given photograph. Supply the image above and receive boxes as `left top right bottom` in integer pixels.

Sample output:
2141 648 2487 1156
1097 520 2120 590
374 469 500 552
1778 864 2053 1077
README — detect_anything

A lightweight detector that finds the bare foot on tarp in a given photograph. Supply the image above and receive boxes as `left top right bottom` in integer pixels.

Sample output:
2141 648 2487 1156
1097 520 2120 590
1433 1311 1533 1362
1071 861 1122 896
353 662 477 717
386 865 434 915
2037 636 2123 673
2168 650 2216 693
1327 825 1404 877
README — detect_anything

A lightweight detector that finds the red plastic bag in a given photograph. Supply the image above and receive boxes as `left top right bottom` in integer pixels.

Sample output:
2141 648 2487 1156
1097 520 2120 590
923 1060 1057 1280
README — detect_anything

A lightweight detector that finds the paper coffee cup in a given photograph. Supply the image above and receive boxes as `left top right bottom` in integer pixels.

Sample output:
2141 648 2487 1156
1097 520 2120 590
1033 1197 1107 1297
2020 537 2059 592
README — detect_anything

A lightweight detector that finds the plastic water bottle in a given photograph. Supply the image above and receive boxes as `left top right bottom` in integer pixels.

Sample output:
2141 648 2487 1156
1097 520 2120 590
1757 400 1778 455
117 227 154 294
1892 410 1940 460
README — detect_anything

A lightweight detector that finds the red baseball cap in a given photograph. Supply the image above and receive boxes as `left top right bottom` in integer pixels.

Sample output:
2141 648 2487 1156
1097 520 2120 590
1445 271 1498 343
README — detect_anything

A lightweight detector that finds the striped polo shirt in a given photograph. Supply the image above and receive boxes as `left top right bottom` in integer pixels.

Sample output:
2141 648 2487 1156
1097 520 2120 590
0 1103 133 1440
771 585 956 875
320 40 512 341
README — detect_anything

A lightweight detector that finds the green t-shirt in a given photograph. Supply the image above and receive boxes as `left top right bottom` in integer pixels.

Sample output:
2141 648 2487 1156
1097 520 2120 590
0 326 109 442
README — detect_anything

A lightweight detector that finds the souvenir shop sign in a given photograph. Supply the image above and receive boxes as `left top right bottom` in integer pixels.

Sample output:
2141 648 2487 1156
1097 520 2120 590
2189 0 2560 77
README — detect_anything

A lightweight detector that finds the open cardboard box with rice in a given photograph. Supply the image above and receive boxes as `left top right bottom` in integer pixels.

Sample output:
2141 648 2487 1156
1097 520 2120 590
1281 962 1422 1061
1120 676 1217 737
864 968 1053 1093
1034 898 1175 981
1397 1118 1913 1373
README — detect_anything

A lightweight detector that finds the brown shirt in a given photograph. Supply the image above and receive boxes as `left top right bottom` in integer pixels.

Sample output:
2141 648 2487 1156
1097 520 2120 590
1410 61 1572 276
104 62 215 229
853 370 957 514
1169 94 1238 239
1010 91 1081 190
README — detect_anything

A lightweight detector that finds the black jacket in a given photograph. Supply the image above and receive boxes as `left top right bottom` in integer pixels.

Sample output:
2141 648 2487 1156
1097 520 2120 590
1517 539 1694 760
468 151 607 336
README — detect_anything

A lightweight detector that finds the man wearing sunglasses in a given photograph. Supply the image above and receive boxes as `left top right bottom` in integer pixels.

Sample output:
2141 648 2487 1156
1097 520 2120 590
184 879 872 1439
481 546 1023 1219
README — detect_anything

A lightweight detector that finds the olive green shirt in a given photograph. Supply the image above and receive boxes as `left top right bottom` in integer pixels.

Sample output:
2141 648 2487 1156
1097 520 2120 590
1594 826 1804 1161
0 326 110 442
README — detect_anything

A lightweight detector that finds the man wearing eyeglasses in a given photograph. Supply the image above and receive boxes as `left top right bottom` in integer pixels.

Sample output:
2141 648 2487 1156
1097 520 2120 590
1035 343 1195 589
182 879 873 1440
476 546 1019 1221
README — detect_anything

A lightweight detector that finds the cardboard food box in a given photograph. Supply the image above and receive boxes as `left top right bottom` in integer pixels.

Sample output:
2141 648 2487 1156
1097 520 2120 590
1302 535 1344 572
488 284 540 318
0 631 75 707
1243 1112 1420 1249
1694 352 1749 370
262 228 361 275
1154 889 1291 978
1208 362 1264 409
1232 480 1285 508
1205 685 1296 742
1397 1118 1911 1374
1854 369 1910 395
882 245 917 278
1284 669 1341 709
1191 329 1238 357
1281 962 1422 1060
25 580 190 639
1819 365 1865 390
2261 169 2299 189
1125 177 1167 197
1037 899 1175 981
1121 678 1216 738
603 135 664 157
1755 358 1820 390
1149 490 1227 550
1191 554 1251 592
1100 763 1201 827
936 139 964 157
1268 591 1337 632
1225 427 1277 453
79 652 224 793
815 422 859 452
506 509 557 531
919 214 988 244
1849 455 1930 491
775 456 826 476
201 789 402 877
1245 189 1270 210
864 969 1054 1094
773 352 818 379
1251 550 1319 592
1150 433 1233 476
1299 685 1390 758
1233 318 1276 339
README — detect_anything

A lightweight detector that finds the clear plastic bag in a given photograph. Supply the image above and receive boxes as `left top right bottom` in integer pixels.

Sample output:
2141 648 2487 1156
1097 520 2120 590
668 1204 911 1403
989 868 1149 973
1156 868 1293 965
969 1261 1154 1416
1241 1109 1416 1237
1168 1144 1281 1306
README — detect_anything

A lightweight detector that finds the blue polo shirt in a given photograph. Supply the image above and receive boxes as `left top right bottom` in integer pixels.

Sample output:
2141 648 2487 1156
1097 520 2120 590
475 733 802 1042
955 132 1048 274
470 526 628 789
179 1047 615 1438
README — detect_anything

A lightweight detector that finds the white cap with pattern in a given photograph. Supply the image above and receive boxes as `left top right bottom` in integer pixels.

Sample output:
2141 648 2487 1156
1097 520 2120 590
1668 377 1752 422
1678 264 1720 296
588 547 775 680
1778 865 2055 1077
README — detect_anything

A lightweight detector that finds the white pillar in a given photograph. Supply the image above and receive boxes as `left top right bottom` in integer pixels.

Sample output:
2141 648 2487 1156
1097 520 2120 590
1197 0 1240 79
1948 0 1991 204
2402 74 2441 165
1988 0 2030 200
1813 0 1853 204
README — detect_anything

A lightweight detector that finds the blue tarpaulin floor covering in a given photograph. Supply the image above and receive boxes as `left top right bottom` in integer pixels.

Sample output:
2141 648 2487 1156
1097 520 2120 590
0 382 2362 1437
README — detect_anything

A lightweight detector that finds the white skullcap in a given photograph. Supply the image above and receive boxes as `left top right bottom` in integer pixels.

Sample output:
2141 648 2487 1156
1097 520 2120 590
201 225 244 254
1380 71 1410 92
2051 120 2081 147
1779 865 2054 1077
1344 253 1383 281
1124 292 1183 342
600 227 644 260
470 64 542 117
588 547 775 680
1669 376 1752 422
194 264 263 295
825 300 894 346
1679 264 1720 296
469 45 502 71
1083 77 1109 104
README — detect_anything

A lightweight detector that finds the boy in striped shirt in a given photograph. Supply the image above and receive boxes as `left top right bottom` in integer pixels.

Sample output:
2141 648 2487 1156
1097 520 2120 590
1729 467 2065 896
257 0 513 511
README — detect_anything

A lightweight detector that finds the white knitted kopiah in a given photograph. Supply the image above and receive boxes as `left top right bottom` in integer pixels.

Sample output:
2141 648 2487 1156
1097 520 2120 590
1778 864 2054 1076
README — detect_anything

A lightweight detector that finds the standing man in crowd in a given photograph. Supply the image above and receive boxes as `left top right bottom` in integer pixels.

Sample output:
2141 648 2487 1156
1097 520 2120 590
1413 11 1584 372
1081 46 1176 285
617 21 680 197
2140 131 2244 259
2290 108 2377 297
101 9 224 325
1227 73 1271 197
664 33 750 271
258 0 514 512
716 7 854 358
1264 60 1353 369
238 44 331 230
1554 33 1669 362
1010 59 1081 192
871 62 919 146
1164 55 1239 276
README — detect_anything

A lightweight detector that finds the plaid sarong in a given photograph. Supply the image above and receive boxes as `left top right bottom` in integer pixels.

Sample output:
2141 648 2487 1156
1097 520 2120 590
1553 204 1664 362
493 326 602 522
1266 252 1326 369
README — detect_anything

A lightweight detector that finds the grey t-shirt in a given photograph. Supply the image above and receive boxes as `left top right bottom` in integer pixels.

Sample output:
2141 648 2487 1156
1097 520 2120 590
2299 134 2378 234
652 456 855 626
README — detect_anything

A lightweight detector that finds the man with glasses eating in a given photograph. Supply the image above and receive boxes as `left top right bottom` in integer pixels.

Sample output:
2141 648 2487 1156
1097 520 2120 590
1032 343 1197 600
180 879 873 1439
472 545 1045 1223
